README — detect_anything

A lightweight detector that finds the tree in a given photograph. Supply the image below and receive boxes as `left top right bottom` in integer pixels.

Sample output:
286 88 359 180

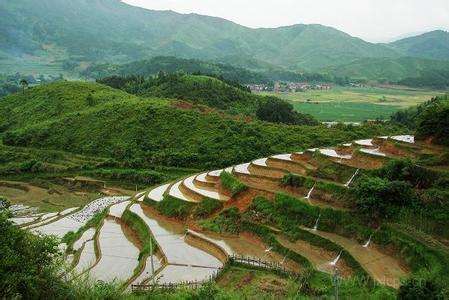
398 275 445 300
352 175 417 219
416 98 449 145
85 94 95 106
256 97 318 125
0 213 71 298
19 79 28 94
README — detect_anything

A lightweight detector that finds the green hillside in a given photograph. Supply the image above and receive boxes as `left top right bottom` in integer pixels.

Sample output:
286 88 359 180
390 30 449 60
0 82 399 169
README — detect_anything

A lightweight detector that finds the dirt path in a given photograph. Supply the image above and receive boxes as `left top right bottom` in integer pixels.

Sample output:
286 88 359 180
304 228 409 288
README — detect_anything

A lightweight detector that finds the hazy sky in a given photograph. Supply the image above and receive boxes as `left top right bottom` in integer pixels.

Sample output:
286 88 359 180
123 0 449 42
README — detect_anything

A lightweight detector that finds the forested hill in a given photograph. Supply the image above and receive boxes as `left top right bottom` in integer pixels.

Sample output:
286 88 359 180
98 73 318 125
0 81 399 169
82 56 350 85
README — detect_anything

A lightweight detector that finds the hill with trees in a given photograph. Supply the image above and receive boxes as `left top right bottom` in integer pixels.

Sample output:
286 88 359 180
391 94 449 145
82 56 349 85
0 81 399 170
97 73 317 125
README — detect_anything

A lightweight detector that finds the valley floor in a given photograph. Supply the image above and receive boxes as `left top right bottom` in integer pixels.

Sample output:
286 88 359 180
259 86 445 122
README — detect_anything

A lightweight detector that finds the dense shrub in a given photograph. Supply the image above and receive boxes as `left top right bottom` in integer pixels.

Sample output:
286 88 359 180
0 196 10 210
256 97 318 125
398 274 446 299
281 173 314 189
352 176 418 219
86 168 167 185
220 171 247 197
376 159 436 189
0 213 72 298
194 198 223 218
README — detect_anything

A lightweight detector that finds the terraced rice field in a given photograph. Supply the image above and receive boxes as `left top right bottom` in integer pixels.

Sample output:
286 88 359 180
10 134 426 289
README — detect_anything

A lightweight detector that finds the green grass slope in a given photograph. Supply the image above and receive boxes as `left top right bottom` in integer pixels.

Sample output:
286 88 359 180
0 82 399 169
0 81 140 131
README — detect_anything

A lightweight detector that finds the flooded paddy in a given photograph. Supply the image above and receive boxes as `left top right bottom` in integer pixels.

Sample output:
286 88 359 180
75 240 97 274
89 218 139 282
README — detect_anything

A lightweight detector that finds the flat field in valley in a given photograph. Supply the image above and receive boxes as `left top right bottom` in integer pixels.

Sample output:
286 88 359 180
258 86 446 122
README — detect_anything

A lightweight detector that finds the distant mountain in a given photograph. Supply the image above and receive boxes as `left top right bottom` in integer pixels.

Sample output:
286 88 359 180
1 0 448 86
390 30 449 60
322 56 449 83
0 0 396 73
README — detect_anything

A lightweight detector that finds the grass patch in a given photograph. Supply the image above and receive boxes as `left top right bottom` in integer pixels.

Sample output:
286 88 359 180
200 207 241 234
121 209 158 278
156 194 196 219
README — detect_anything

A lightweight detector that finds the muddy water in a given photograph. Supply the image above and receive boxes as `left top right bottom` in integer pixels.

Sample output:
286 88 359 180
89 219 139 282
277 235 353 277
306 229 409 288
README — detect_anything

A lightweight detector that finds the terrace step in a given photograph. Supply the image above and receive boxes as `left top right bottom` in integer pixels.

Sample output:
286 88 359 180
194 172 217 189
233 163 251 175
266 155 309 176
206 166 234 182
289 153 317 170
182 175 230 201
89 218 140 283
147 183 170 202
130 204 223 269
168 180 199 203
303 227 408 288
248 159 286 179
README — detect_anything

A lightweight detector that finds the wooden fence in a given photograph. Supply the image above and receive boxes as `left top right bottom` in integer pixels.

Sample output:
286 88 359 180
131 254 298 291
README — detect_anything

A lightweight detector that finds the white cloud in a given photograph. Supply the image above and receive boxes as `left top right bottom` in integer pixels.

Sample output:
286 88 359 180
123 0 449 42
